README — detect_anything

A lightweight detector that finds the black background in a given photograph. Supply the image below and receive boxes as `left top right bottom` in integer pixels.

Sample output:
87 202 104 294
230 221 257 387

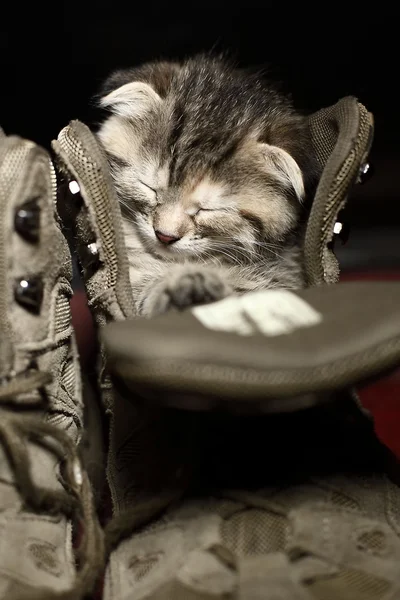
1 4 398 268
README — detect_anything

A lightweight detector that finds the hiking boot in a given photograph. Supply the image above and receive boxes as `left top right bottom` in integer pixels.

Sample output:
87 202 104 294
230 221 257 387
99 397 400 600
0 128 104 599
51 97 400 600
100 280 400 600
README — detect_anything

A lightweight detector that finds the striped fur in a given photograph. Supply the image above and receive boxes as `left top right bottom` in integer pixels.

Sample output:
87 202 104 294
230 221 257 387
97 55 320 316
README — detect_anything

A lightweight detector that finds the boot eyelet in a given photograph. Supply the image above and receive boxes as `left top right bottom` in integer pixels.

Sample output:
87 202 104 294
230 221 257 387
14 277 43 314
14 197 41 243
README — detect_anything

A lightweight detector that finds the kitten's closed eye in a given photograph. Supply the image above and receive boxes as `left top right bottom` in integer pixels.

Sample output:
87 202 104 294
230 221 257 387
191 207 215 216
138 180 157 194
181 206 221 218
195 207 233 216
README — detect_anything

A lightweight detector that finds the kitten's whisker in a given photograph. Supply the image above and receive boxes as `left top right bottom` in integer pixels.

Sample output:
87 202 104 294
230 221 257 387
208 246 242 265
203 248 223 268
208 240 253 263
210 246 242 266
252 241 282 251
250 239 281 250
118 198 137 217
196 254 209 266
250 240 283 259
229 245 255 260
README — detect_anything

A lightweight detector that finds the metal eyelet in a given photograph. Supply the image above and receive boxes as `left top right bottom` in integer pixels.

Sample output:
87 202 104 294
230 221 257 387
14 198 40 243
358 161 373 184
14 277 43 314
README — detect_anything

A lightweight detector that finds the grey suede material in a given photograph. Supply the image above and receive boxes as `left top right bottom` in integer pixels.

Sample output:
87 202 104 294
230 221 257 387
305 97 374 285
0 132 102 599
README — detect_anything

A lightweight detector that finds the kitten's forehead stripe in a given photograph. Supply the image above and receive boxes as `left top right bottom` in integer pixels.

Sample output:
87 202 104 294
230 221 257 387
188 178 226 206
168 107 186 183
157 165 169 189
170 130 244 187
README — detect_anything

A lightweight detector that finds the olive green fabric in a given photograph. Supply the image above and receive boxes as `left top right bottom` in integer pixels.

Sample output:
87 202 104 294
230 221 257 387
305 97 373 285
0 131 104 599
53 121 134 328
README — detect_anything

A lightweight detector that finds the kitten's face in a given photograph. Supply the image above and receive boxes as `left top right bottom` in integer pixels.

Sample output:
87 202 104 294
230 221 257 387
98 71 306 262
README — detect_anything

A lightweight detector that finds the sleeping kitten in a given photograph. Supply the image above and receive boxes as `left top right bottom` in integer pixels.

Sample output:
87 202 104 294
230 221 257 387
96 55 320 317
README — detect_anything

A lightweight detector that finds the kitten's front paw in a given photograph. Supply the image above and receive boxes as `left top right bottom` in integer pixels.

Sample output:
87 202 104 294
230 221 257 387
143 269 232 317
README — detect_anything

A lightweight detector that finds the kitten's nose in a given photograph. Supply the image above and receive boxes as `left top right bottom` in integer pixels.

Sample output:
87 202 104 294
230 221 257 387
154 230 181 245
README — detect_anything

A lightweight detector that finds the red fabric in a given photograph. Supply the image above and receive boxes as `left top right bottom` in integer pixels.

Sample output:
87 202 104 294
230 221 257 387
340 271 400 459
70 291 97 367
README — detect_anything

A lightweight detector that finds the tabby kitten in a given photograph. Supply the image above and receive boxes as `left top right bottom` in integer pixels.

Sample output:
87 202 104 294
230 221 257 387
97 55 320 317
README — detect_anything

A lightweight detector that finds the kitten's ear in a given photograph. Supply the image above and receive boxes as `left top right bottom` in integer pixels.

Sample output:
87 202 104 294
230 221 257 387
260 144 305 202
100 81 162 118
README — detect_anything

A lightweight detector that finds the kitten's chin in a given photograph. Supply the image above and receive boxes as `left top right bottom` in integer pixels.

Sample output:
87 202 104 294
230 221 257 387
151 244 182 261
150 243 197 261
147 239 207 262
